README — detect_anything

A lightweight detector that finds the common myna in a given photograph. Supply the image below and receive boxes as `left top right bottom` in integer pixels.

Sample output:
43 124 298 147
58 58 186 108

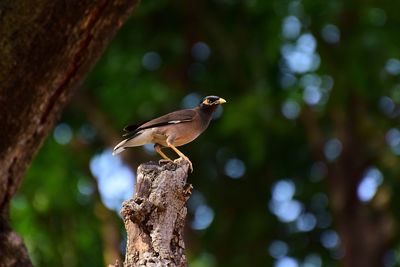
112 95 226 171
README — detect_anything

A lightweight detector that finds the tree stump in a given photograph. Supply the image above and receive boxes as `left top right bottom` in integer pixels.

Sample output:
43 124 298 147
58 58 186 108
118 158 192 267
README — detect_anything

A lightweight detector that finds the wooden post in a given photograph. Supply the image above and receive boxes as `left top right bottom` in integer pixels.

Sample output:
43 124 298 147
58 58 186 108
116 159 192 267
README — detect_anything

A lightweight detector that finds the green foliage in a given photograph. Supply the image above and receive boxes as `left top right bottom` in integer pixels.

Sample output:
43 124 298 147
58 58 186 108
11 0 400 266
11 138 105 267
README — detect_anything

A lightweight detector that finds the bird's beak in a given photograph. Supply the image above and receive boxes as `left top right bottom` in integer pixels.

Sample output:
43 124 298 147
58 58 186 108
218 98 227 104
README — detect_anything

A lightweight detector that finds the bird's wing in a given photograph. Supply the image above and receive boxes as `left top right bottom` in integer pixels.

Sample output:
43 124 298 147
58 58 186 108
123 119 151 133
122 109 196 137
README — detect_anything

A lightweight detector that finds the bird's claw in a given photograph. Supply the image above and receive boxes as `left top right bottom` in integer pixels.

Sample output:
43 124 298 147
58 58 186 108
174 157 193 173
159 159 173 165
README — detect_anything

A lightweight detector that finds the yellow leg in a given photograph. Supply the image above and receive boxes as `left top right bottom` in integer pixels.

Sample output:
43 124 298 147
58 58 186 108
168 144 193 172
154 144 172 161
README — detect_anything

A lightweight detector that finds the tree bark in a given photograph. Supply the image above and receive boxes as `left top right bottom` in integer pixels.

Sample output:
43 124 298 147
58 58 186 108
115 159 192 267
0 0 139 266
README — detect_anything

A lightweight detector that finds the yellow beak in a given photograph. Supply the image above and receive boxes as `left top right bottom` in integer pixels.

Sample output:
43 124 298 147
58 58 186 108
218 98 227 104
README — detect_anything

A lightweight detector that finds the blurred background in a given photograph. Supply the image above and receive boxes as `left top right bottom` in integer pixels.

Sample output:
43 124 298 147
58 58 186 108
10 0 400 266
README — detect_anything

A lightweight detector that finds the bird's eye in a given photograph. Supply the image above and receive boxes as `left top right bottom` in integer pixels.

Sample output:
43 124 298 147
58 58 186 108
203 99 211 105
202 96 220 105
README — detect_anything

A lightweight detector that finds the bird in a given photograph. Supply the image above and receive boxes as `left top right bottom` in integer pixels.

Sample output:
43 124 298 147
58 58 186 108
112 95 226 171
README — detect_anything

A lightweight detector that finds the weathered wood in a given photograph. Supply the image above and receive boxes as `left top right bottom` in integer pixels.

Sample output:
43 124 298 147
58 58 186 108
0 0 139 265
118 159 192 267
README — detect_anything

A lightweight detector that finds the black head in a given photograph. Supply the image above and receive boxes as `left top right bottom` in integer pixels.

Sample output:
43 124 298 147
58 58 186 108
199 95 227 107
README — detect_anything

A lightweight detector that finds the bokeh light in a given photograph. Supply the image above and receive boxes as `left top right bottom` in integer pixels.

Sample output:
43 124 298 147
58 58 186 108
269 240 289 259
324 138 342 161
320 230 340 249
182 92 202 109
142 51 162 71
296 213 317 232
191 204 215 230
385 58 400 75
78 124 96 144
53 123 73 145
280 73 297 88
275 257 299 267
270 180 303 223
321 24 340 44
357 167 383 202
90 149 135 212
303 254 322 267
191 42 211 62
272 180 296 202
379 96 395 116
282 100 301 120
282 16 301 39
281 33 320 74
303 86 322 105
224 158 246 179
385 128 400 155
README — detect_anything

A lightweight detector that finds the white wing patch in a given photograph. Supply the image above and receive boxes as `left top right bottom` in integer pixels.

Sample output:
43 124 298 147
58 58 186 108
168 119 191 124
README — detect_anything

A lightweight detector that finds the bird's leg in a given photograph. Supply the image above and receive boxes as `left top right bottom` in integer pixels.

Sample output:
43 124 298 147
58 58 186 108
154 144 172 162
167 144 193 172
166 135 193 172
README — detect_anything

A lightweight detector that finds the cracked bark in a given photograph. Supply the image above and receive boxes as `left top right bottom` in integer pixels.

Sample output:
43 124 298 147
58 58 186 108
0 0 139 266
111 159 191 267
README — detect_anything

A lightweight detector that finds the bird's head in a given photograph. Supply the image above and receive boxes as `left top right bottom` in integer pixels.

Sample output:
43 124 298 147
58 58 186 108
199 96 227 109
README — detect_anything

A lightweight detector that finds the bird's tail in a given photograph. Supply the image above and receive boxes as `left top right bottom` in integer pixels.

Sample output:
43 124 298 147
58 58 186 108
112 130 151 156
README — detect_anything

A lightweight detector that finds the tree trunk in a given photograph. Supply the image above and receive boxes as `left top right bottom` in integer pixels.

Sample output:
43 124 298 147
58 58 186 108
0 0 139 266
302 107 394 267
115 159 192 267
